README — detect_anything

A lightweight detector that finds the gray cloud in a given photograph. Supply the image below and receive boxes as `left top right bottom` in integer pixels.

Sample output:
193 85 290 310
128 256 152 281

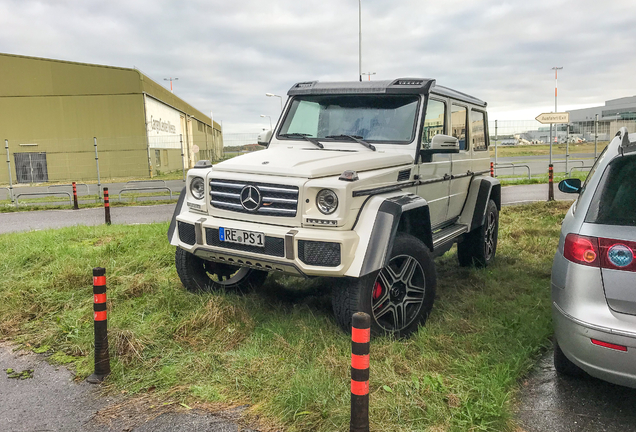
1 0 635 130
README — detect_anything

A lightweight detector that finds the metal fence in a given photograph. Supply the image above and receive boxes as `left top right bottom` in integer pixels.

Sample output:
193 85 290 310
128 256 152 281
0 134 223 187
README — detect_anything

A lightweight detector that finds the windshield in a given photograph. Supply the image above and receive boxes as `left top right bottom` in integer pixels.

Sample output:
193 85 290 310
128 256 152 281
278 95 420 144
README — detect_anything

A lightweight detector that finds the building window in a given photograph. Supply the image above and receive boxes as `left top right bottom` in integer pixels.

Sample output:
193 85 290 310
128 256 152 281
155 150 161 167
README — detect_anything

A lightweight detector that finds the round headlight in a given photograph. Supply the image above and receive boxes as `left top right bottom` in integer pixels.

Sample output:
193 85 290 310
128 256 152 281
190 177 205 200
316 189 338 215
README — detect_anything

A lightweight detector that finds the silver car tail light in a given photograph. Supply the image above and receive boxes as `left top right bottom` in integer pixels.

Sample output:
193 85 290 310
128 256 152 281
564 234 636 272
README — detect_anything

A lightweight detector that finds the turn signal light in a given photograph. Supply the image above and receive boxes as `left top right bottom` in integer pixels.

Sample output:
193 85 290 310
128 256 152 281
564 234 599 267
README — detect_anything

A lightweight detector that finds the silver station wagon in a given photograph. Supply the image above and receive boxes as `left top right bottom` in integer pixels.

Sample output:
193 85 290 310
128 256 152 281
552 127 636 387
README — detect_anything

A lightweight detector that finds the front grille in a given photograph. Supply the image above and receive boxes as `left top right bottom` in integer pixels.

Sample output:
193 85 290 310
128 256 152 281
205 228 285 257
298 240 341 267
209 179 298 217
178 222 196 245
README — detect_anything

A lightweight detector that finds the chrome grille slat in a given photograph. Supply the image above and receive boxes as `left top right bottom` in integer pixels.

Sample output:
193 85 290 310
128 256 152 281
209 178 299 217
210 191 241 199
263 197 297 204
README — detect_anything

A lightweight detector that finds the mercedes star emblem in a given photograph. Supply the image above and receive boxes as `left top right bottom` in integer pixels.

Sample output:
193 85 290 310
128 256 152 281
240 185 262 211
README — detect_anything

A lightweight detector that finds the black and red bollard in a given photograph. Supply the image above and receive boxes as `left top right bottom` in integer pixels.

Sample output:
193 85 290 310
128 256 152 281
490 162 494 178
350 312 370 432
103 187 111 225
72 182 79 210
86 267 110 384
548 164 554 201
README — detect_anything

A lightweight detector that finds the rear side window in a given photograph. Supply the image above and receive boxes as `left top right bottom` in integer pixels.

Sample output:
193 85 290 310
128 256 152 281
586 155 636 226
471 110 488 151
451 104 467 150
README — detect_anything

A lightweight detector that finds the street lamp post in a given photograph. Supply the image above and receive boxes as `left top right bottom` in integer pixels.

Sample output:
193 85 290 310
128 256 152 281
260 114 272 130
163 77 179 93
266 93 283 111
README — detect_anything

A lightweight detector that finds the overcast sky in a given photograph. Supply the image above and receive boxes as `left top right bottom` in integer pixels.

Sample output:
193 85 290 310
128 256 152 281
1 0 635 133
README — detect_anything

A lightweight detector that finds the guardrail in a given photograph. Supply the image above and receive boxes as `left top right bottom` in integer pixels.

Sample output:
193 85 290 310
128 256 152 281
569 166 593 176
118 187 174 201
2 187 13 202
15 192 72 207
48 183 91 195
124 179 167 188
494 163 531 179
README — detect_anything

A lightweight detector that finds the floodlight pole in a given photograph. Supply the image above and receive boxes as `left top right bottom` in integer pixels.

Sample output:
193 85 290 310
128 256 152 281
359 0 362 82
549 67 563 166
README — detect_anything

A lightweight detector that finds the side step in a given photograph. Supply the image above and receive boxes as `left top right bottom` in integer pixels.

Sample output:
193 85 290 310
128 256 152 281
432 223 469 250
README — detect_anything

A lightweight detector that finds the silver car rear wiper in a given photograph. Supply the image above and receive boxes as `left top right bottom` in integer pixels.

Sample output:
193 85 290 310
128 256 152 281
325 134 376 151
279 133 324 149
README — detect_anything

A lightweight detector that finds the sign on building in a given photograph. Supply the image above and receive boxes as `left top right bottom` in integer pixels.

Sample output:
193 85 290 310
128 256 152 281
144 95 182 149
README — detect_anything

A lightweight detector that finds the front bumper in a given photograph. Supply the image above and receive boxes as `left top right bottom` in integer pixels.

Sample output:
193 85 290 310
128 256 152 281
172 211 359 277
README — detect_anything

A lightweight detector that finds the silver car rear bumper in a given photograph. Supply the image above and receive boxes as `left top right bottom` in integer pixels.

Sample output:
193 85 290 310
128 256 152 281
553 301 636 388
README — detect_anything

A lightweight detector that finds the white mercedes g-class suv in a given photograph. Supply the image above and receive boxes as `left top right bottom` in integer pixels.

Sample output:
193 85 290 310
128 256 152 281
168 78 500 338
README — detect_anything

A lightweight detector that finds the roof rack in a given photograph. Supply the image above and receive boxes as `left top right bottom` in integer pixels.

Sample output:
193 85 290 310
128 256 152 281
617 127 636 155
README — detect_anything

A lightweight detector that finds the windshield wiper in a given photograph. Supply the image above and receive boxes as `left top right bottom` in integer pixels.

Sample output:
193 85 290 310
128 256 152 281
279 133 324 149
325 135 376 151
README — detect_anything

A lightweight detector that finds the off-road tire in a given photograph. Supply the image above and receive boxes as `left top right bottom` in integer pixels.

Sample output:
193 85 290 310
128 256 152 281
554 339 586 377
175 247 268 293
332 233 436 338
458 199 498 267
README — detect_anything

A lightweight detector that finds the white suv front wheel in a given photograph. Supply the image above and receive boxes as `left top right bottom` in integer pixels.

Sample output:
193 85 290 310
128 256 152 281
332 233 437 338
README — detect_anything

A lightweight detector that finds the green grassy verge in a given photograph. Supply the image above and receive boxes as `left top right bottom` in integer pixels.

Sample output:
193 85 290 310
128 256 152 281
0 202 570 431
0 192 180 213
497 171 589 186
490 142 609 158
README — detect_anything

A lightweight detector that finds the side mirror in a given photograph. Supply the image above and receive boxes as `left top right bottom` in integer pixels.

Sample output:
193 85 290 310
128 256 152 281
257 130 272 146
558 178 582 194
422 134 460 153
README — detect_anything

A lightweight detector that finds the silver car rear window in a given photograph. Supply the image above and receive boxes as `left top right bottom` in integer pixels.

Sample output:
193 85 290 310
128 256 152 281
586 154 636 226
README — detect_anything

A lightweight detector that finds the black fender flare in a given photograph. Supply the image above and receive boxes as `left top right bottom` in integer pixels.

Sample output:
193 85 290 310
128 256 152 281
469 178 501 230
167 187 187 242
359 194 432 277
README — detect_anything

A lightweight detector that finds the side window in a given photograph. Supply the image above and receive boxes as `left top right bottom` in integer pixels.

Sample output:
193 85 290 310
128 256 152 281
471 110 488 151
451 104 467 151
421 99 446 149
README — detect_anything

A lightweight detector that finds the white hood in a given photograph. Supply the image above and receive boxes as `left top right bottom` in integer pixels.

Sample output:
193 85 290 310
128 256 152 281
213 147 413 178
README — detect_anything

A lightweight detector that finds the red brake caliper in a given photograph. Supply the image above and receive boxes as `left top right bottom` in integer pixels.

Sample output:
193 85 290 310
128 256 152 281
373 281 382 300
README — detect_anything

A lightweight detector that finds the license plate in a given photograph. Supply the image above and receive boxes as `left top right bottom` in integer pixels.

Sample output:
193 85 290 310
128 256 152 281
219 227 265 247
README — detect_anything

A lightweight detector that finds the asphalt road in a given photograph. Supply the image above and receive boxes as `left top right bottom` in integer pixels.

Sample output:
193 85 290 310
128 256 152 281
494 153 596 177
0 343 254 432
517 350 636 432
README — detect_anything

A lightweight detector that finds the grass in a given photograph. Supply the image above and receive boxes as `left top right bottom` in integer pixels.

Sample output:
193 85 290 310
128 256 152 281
489 142 608 158
0 191 180 213
0 201 572 431
496 171 589 186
